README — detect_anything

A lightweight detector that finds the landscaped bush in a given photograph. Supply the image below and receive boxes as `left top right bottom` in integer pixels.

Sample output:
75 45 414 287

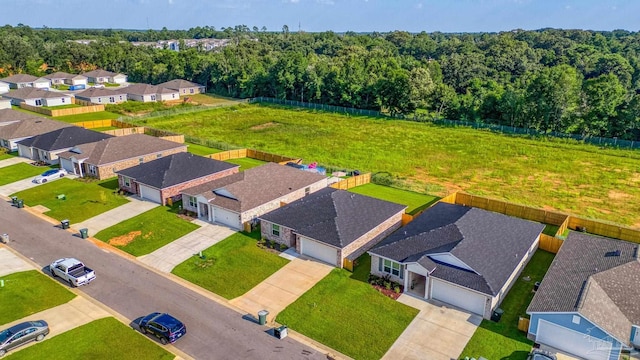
372 171 395 186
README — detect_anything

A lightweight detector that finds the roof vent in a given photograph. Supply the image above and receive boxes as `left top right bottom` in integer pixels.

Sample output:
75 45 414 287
605 250 621 257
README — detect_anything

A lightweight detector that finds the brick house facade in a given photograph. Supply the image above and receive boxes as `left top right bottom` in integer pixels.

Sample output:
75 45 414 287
90 147 185 180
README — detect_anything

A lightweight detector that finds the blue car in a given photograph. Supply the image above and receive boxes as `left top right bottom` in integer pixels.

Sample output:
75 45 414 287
138 313 186 345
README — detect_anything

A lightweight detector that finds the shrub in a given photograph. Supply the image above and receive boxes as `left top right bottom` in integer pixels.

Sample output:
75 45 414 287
372 172 395 186
394 285 401 294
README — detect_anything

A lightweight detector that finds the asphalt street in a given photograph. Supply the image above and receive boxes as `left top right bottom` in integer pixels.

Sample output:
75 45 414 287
0 200 326 360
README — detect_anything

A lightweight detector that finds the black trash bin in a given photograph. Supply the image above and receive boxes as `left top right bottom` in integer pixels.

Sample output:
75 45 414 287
61 219 70 229
274 325 288 339
491 308 504 322
534 281 541 291
16 199 24 208
11 196 17 205
79 228 89 239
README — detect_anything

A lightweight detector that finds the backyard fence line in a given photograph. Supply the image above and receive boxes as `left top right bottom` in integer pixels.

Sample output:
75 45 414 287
75 119 114 129
329 173 371 190
101 127 144 136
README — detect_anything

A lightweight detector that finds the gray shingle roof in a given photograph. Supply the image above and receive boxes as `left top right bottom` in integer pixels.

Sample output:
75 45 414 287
3 88 71 100
370 202 545 296
16 127 113 151
116 152 238 189
57 134 186 165
45 71 75 80
156 79 203 90
0 118 72 140
182 162 327 212
82 69 118 78
123 83 161 96
0 74 38 83
0 109 43 124
260 188 406 248
527 232 640 345
75 87 127 98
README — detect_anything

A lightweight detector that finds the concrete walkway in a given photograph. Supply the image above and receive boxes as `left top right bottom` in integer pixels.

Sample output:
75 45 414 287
229 256 333 324
382 294 482 360
138 219 236 273
0 156 31 169
73 196 159 236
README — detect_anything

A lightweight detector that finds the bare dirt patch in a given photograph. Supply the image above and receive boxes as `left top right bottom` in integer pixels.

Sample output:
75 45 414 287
109 231 142 247
250 122 279 131
608 190 631 200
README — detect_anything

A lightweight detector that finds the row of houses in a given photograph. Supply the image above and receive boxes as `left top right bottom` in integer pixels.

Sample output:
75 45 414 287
0 70 127 90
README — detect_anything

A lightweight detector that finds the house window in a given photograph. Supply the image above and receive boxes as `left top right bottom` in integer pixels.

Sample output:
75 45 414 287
61 97 65 103
88 165 97 175
124 177 131 187
119 96 123 100
35 99 42 106
190 88 194 94
151 95 156 101
98 98 101 103
305 187 310 196
188 196 197 208
272 224 280 237
109 97 115 103
381 258 403 278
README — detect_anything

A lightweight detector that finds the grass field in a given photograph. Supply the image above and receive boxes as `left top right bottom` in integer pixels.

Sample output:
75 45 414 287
348 183 439 215
188 93 242 106
172 231 289 299
54 111 120 123
94 205 200 256
185 142 221 156
43 104 80 110
0 163 54 186
277 268 419 360
132 103 640 227
5 317 174 360
460 250 555 360
225 157 266 171
0 270 76 324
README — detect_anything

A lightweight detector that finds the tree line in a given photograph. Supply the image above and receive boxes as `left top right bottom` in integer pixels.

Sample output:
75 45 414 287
1 24 639 139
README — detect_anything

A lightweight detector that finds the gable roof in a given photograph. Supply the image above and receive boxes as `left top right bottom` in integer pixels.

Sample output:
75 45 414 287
57 134 186 165
0 117 72 140
0 109 43 124
82 69 118 78
116 152 238 189
370 202 545 296
157 79 204 90
3 88 71 100
260 188 406 248
75 87 127 98
182 162 327 213
0 74 38 83
16 127 113 151
527 232 640 345
45 71 74 80
123 83 161 96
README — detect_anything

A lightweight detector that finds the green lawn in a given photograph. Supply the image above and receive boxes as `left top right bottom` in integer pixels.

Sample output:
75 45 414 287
5 317 174 360
460 250 555 360
172 231 289 299
43 104 81 110
0 163 54 186
186 142 221 156
12 178 128 223
0 270 76 325
277 268 418 360
132 103 640 227
348 183 439 215
94 204 200 256
0 151 18 160
225 157 266 171
54 111 120 123
89 126 119 131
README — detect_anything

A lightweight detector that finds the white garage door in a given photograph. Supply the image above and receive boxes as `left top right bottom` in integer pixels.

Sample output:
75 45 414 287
60 158 75 174
139 184 162 204
537 320 612 360
300 238 337 265
431 279 486 315
213 207 241 229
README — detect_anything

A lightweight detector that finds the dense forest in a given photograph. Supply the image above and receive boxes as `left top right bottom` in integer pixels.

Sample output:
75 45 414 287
1 24 639 139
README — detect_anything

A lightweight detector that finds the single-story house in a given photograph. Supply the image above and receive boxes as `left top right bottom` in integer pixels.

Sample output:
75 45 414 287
45 72 88 86
0 74 43 89
116 152 239 205
57 133 187 180
82 69 127 84
0 117 71 151
123 83 179 102
17 127 113 164
369 202 544 319
0 98 10 110
2 88 73 107
527 232 640 360
0 109 41 124
0 81 9 94
181 162 328 230
157 79 206 96
74 87 127 104
260 188 406 267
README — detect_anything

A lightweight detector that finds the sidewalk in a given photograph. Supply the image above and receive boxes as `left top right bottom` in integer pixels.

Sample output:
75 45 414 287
0 247 33 276
73 196 159 235
0 156 30 169
138 219 235 272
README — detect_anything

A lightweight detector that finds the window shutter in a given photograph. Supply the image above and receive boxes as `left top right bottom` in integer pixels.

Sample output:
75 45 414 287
378 258 382 272
400 265 404 279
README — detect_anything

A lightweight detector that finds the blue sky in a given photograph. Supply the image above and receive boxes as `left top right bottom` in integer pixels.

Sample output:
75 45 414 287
1 0 637 33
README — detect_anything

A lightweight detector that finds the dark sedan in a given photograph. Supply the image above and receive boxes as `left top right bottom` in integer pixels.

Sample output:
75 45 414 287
0 320 49 356
138 313 186 345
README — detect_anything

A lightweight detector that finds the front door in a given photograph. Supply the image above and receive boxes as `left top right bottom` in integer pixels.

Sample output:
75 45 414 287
199 203 209 219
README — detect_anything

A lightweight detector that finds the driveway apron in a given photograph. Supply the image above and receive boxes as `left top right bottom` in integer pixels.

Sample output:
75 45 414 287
382 294 482 360
229 256 333 324
73 196 159 235
0 247 33 276
138 220 236 273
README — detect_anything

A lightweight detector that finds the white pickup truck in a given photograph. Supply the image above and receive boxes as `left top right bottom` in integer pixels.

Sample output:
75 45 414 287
49 258 96 287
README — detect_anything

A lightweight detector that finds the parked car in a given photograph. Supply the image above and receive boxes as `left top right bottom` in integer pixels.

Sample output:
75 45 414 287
33 169 66 184
527 349 557 360
138 313 186 345
0 320 49 356
49 258 96 287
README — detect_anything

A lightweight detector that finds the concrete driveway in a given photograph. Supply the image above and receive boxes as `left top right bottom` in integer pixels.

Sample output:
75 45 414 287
0 156 30 169
382 294 482 360
0 247 33 276
229 256 333 324
138 219 236 272
0 173 76 197
73 196 159 236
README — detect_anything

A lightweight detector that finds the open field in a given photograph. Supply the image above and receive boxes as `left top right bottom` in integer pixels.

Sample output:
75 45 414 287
132 103 640 227
187 93 243 106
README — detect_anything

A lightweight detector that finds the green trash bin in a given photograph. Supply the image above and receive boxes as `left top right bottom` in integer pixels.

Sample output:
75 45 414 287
258 310 269 326
61 219 70 229
274 325 288 339
16 199 24 208
11 196 17 205
80 228 89 239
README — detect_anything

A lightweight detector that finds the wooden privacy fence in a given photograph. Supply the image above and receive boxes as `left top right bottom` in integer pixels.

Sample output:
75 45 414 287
539 234 564 254
209 149 248 161
568 217 640 243
101 127 145 136
159 135 185 143
247 149 299 163
454 192 568 225
21 102 105 117
76 119 113 129
330 173 371 190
